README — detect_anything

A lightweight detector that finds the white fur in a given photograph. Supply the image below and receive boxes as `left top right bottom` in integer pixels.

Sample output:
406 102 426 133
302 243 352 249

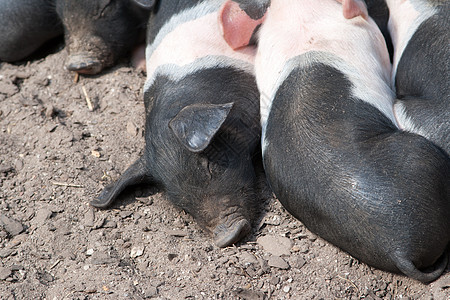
385 0 438 85
144 0 256 92
145 56 254 88
257 0 395 153
394 102 429 138
146 0 223 59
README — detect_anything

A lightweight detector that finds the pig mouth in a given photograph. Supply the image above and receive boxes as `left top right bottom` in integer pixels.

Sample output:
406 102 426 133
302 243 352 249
213 218 251 248
66 52 104 75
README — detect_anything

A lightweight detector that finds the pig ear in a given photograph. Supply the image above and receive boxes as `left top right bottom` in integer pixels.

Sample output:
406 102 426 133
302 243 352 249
90 156 153 209
132 0 156 9
219 0 267 50
169 102 234 153
337 0 368 19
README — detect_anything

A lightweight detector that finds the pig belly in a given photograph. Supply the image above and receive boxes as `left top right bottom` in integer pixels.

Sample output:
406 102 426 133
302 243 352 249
385 0 438 81
256 0 394 137
145 1 256 90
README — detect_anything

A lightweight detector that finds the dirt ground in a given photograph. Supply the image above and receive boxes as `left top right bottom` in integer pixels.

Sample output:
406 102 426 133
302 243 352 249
0 43 449 300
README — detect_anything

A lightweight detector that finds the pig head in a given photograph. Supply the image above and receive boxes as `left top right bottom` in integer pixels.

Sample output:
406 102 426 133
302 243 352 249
56 0 155 74
91 67 261 248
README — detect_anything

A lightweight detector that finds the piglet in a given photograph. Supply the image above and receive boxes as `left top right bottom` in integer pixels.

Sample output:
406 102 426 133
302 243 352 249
91 0 261 248
56 0 155 74
221 0 450 282
0 0 63 62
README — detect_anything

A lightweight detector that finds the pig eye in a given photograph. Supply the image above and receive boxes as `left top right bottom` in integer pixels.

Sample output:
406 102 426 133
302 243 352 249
200 156 226 179
200 157 212 180
208 163 225 178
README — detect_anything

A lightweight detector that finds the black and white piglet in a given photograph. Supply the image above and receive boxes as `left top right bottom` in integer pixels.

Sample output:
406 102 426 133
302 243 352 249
91 0 261 248
56 0 155 74
0 0 155 75
221 0 450 282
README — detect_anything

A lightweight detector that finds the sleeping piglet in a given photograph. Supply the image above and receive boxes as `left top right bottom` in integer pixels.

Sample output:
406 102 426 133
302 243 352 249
91 0 262 248
220 0 450 282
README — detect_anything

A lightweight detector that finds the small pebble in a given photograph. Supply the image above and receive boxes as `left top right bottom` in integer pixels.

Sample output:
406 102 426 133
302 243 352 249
130 246 144 258
10 264 23 271
91 252 117 265
33 209 53 226
165 229 188 237
91 149 101 158
268 256 290 270
270 276 280 285
126 121 139 137
0 214 24 236
238 252 258 265
119 211 133 219
93 216 106 229
83 208 95 227
257 235 293 256
0 267 12 280
0 248 15 258
103 220 117 228
296 257 307 269
142 286 158 298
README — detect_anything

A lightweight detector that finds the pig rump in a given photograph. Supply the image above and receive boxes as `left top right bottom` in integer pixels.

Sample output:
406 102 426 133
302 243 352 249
262 58 450 283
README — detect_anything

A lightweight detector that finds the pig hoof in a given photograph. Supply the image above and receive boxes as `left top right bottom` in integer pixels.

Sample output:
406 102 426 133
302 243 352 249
214 219 251 248
67 54 103 74
131 44 146 73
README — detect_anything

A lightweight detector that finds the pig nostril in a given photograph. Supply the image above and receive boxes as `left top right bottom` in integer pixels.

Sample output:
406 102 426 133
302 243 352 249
214 219 251 248
66 55 102 74
67 62 91 71
67 62 82 71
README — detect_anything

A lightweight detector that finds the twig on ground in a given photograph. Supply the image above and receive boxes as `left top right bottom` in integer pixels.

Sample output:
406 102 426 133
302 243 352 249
50 259 61 269
336 275 359 294
52 181 84 188
81 86 94 111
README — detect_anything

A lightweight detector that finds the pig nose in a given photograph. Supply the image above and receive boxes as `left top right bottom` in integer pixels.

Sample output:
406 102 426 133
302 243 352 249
66 53 103 74
214 219 251 248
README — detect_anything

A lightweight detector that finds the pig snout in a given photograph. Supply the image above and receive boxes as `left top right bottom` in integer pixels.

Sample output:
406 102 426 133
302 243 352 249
66 52 103 74
208 200 253 247
64 33 114 74
214 218 251 248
